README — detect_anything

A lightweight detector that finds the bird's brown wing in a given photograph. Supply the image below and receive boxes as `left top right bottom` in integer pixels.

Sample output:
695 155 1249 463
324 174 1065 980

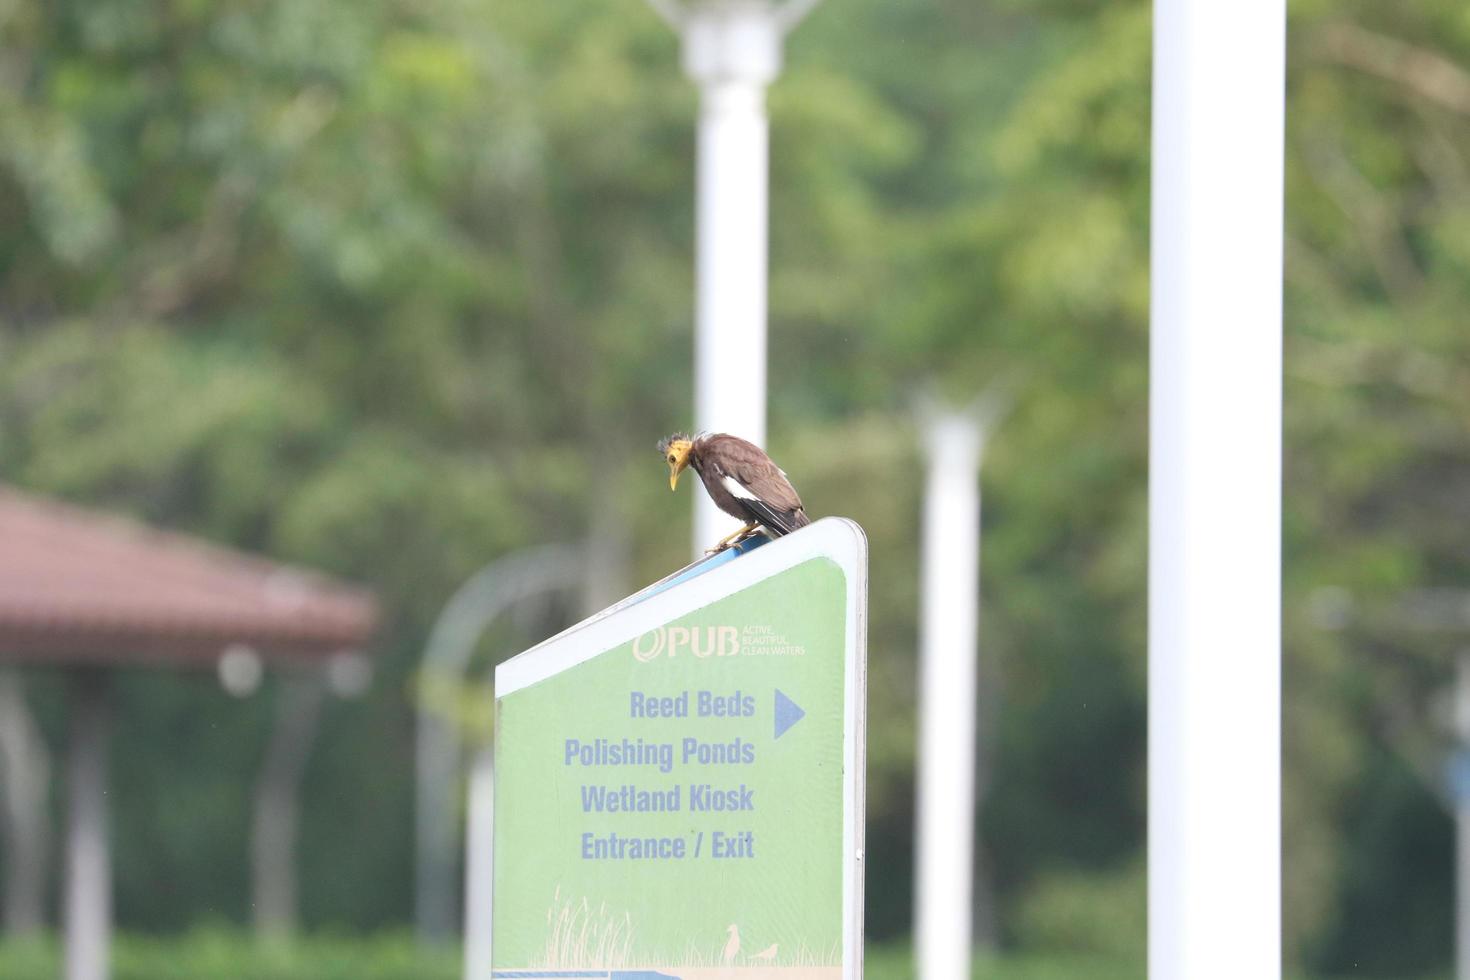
732 459 803 514
703 435 804 511
701 434 809 534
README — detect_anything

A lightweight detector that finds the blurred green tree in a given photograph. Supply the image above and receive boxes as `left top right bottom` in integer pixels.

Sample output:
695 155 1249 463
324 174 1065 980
1 0 1468 973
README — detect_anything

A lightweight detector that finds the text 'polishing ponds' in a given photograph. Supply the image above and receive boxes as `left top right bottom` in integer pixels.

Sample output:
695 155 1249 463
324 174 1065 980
492 518 867 980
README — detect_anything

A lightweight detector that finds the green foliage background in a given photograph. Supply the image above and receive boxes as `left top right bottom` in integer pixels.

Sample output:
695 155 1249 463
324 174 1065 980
1 0 1467 974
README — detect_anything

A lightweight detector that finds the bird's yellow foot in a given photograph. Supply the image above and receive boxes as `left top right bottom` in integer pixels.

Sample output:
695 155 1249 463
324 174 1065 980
705 523 760 554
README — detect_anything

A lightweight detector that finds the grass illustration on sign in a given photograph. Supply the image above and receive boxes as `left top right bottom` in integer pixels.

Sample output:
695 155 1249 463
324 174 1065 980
536 888 838 972
542 889 635 969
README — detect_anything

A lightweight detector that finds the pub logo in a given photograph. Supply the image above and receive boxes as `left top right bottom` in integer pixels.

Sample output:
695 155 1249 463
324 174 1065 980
632 625 741 662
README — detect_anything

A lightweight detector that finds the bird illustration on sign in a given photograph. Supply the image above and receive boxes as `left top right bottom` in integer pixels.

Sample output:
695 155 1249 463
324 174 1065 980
722 923 741 964
716 923 781 967
658 433 810 553
749 942 778 962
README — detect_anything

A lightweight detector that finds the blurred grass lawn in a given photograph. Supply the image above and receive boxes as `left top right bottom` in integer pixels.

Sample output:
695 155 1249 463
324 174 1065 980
0 931 1399 979
0 932 1148 980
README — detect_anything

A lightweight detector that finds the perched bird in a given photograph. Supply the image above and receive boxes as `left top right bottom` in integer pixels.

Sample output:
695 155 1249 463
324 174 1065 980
722 924 741 964
749 943 778 962
658 432 811 552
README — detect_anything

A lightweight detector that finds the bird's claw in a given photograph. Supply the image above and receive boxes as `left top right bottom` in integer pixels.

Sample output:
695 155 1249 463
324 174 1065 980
705 524 759 555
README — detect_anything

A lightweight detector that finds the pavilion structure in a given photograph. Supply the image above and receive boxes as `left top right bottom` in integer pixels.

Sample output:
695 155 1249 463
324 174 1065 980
0 486 378 980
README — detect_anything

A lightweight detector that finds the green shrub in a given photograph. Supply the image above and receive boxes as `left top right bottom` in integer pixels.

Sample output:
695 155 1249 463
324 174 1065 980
867 939 1142 980
1011 860 1146 962
0 930 457 980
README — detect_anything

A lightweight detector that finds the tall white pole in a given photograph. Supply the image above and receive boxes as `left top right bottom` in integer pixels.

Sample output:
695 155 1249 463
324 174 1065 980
65 672 111 980
0 671 51 936
1149 0 1284 976
915 413 982 980
675 3 782 556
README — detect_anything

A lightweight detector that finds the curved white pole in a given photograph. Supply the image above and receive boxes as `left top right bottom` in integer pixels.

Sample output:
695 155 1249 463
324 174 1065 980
414 546 582 943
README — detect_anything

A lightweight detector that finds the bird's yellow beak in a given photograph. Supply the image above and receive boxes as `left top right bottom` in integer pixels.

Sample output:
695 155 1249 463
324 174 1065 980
661 438 693 491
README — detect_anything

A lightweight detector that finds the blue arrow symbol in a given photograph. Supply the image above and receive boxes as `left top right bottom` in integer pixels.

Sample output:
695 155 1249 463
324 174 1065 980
774 689 805 740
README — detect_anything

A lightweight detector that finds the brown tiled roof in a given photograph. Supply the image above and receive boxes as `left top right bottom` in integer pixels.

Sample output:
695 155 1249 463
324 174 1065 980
0 486 378 666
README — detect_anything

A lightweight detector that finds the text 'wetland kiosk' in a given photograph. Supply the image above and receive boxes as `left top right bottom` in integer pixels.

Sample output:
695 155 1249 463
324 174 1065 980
492 517 868 979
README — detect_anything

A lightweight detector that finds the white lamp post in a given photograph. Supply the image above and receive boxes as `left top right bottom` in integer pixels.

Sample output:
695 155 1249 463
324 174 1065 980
645 0 821 557
1149 0 1285 976
913 390 1009 980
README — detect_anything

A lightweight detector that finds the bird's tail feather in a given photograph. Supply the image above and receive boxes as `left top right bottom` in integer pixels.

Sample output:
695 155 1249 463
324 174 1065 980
742 500 807 537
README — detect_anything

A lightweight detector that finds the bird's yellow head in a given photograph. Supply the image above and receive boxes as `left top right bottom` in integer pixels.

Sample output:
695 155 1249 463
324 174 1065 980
657 433 694 491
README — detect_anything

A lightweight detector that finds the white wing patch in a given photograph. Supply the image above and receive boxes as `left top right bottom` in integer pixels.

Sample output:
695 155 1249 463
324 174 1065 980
722 474 760 501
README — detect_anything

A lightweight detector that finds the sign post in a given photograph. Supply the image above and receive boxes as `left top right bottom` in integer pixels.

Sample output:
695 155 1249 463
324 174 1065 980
491 518 866 978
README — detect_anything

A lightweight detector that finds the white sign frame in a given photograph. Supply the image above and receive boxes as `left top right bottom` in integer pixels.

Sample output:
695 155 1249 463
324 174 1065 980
494 516 869 978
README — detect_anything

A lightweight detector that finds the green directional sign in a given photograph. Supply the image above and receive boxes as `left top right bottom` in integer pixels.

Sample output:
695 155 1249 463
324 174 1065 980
492 518 867 980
